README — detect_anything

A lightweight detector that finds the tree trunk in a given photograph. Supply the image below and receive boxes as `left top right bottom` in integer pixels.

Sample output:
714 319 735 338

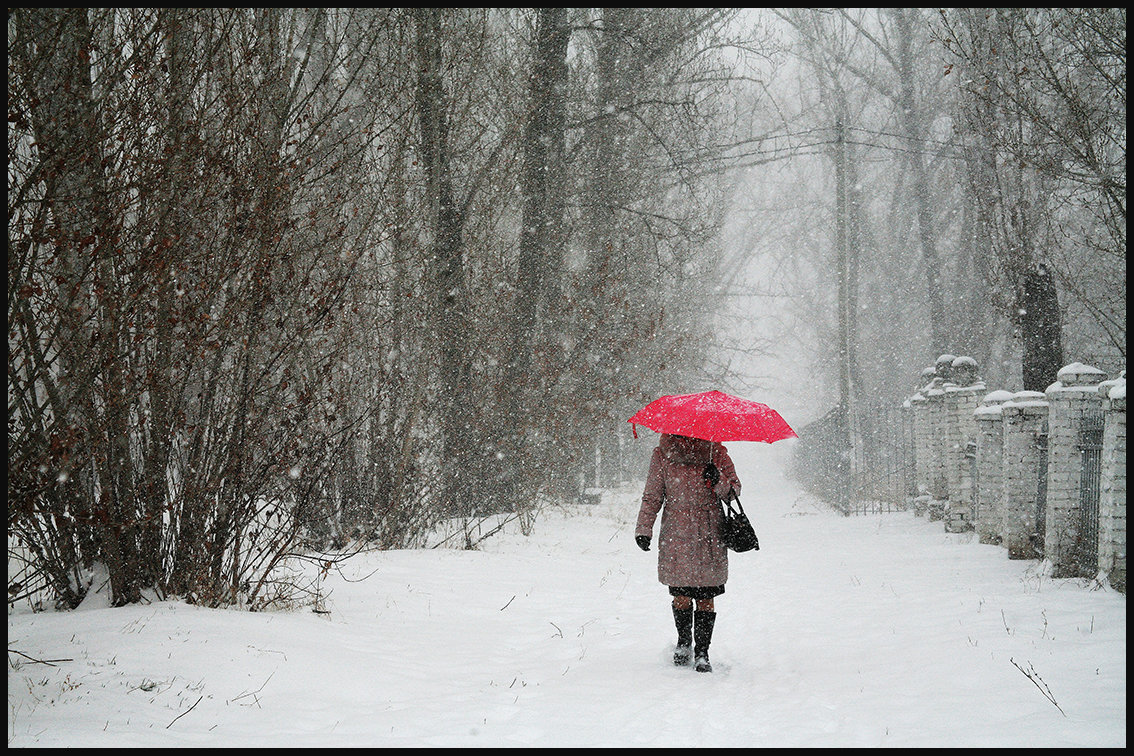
503 8 570 509
1020 264 1063 391
833 116 857 508
582 8 639 488
895 8 947 357
138 7 189 589
414 8 472 517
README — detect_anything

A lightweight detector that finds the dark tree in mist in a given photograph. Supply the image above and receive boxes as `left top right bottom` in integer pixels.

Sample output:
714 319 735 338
502 8 570 517
1021 264 1063 392
413 7 473 518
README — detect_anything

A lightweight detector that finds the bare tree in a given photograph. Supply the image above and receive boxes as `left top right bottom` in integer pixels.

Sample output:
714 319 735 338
502 8 571 518
939 8 1126 385
561 8 751 487
8 7 783 611
9 8 402 607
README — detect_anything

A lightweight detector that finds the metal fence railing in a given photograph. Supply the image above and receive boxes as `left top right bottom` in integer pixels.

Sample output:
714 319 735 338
1076 411 1105 575
1030 425 1049 559
791 404 914 515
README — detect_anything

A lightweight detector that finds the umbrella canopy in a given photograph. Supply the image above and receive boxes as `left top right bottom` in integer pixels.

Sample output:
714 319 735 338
628 390 797 444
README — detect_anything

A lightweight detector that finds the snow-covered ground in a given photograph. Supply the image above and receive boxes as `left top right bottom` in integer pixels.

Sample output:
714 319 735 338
7 441 1126 747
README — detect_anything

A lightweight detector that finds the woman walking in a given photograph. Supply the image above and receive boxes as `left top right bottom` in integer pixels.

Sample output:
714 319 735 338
635 433 741 673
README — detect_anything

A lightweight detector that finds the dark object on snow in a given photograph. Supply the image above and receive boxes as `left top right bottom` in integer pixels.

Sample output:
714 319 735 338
635 535 651 552
694 609 717 672
719 490 759 553
672 605 693 666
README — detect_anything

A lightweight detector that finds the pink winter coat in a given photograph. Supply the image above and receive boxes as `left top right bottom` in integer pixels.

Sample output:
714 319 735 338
635 434 741 587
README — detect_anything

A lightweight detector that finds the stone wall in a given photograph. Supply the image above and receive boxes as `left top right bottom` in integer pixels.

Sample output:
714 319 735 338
907 355 982 524
906 391 931 517
905 358 1127 592
925 382 949 518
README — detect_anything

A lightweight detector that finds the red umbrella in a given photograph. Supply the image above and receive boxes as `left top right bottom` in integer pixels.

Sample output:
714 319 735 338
628 390 797 444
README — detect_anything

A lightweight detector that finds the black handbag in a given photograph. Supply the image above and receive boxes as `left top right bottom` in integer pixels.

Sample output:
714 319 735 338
719 489 759 552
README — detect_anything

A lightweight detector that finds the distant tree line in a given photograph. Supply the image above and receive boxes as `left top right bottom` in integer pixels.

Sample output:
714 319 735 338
8 8 756 608
732 8 1124 507
743 10 1122 423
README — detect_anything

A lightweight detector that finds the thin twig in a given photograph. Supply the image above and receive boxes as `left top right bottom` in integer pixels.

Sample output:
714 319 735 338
230 670 276 705
7 649 73 667
166 695 203 728
1010 658 1066 717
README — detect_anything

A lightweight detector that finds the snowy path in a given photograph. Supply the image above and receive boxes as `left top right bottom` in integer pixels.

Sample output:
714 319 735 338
7 443 1126 747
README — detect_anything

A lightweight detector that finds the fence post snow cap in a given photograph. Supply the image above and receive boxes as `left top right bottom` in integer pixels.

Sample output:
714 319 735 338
1054 362 1105 387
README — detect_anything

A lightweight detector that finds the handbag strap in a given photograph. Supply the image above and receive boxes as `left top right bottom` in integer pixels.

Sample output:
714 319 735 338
719 488 746 516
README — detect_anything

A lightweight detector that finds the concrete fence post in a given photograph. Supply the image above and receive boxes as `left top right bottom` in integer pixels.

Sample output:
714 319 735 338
1097 372 1126 591
973 390 1014 545
1000 392 1049 559
942 357 983 533
1044 363 1106 578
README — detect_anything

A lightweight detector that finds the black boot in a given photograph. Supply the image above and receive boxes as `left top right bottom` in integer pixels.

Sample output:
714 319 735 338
672 606 693 666
693 610 716 673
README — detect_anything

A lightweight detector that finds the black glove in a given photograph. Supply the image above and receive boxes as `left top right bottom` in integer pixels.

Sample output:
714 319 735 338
635 535 651 551
702 463 720 487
